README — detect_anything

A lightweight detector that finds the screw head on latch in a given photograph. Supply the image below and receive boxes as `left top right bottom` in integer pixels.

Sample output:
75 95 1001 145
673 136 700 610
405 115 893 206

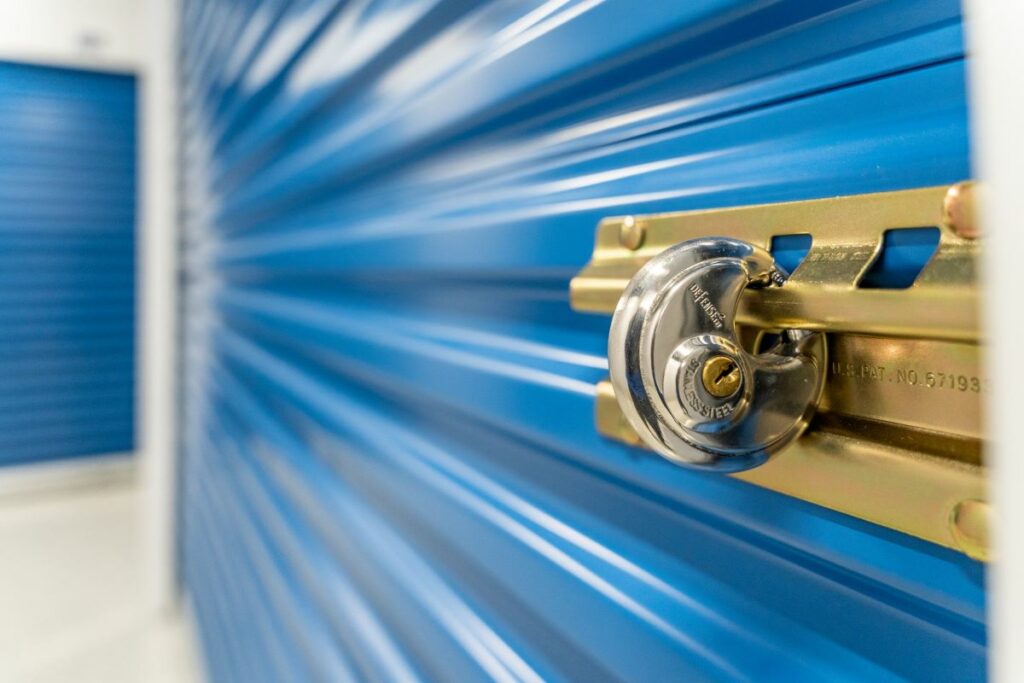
607 237 827 472
619 216 645 250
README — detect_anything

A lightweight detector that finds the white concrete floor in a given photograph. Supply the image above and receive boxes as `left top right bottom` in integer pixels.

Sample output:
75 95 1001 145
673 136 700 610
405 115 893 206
0 480 205 683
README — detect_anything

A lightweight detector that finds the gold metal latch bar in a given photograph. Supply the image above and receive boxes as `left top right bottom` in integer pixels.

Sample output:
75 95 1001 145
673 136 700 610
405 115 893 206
571 183 989 560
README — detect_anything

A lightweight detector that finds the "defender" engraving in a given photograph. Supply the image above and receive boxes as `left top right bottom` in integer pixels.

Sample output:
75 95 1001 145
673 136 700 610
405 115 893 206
689 283 726 329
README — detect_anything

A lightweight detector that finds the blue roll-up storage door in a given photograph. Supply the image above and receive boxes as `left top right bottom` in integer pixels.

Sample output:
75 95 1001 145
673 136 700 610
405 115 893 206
0 62 136 467
179 1 985 681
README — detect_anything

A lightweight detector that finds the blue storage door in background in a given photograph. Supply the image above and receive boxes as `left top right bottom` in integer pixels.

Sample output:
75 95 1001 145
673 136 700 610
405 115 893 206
0 62 136 467
179 1 985 681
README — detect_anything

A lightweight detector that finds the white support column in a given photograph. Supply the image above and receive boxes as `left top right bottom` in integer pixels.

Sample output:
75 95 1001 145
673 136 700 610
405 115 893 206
140 0 181 615
962 2 1024 680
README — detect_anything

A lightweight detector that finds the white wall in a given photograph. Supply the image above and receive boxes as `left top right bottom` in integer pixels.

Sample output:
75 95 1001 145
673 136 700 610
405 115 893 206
0 0 143 70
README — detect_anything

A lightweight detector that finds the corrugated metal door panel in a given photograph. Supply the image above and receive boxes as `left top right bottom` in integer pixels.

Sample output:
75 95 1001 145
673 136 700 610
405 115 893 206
0 61 136 466
179 1 984 681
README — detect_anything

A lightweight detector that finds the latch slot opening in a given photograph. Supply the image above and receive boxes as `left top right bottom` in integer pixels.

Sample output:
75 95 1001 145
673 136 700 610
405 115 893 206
769 233 813 276
857 226 941 289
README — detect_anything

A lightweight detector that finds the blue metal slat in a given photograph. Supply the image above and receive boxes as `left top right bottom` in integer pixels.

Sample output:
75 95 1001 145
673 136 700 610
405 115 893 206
207 338 902 680
201 357 572 683
180 1 986 680
0 61 136 466
208 424 412 682
0 426 134 467
210 274 985 623
204 0 959 228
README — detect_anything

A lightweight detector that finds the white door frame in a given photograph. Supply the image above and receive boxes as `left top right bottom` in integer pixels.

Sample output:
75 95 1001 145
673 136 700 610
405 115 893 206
964 1 1024 679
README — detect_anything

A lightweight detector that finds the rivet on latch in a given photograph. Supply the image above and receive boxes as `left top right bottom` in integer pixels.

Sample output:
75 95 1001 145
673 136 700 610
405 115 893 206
618 216 645 250
949 498 991 562
943 181 980 239
702 355 742 398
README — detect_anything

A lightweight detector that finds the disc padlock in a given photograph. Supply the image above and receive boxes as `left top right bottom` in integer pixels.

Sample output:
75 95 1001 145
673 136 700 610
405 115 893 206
608 237 826 472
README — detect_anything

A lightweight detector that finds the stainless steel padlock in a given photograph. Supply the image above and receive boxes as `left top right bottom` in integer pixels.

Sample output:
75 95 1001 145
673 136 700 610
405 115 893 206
608 237 827 472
